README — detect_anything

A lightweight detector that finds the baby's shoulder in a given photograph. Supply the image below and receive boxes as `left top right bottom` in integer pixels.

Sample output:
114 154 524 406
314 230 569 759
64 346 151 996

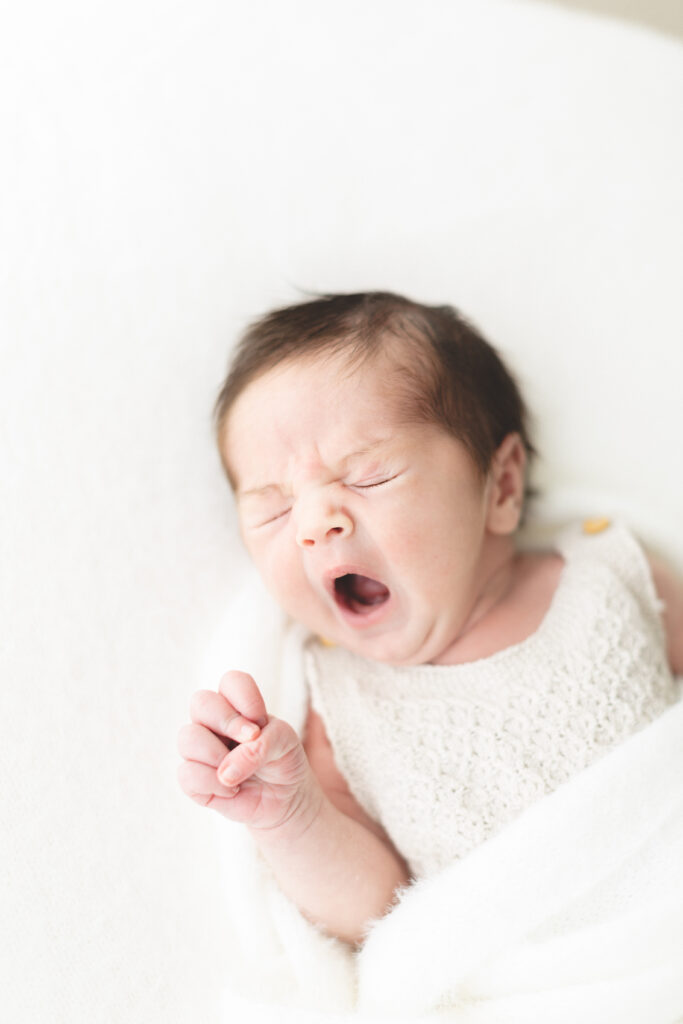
480 518 654 661
553 518 658 596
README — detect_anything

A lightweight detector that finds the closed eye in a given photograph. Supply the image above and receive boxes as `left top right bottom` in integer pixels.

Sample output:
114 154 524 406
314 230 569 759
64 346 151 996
353 473 400 490
258 508 291 527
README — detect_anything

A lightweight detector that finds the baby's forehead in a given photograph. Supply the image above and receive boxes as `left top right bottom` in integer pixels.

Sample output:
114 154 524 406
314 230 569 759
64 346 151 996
231 347 405 432
222 345 435 484
244 343 405 404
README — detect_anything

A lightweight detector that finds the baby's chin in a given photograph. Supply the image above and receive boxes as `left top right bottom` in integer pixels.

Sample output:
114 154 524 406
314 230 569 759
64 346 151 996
287 596 441 666
332 624 438 668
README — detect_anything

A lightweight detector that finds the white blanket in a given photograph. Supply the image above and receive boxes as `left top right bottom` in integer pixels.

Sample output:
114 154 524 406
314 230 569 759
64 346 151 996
209 573 683 1024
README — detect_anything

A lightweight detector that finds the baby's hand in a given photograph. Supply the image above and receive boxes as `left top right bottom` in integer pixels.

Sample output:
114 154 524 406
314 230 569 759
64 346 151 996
177 671 314 832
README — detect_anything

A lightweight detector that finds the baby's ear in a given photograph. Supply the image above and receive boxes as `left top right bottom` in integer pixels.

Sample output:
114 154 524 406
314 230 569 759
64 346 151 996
485 433 526 535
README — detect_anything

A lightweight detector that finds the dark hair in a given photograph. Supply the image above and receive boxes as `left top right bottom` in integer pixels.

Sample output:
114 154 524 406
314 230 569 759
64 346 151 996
214 291 536 494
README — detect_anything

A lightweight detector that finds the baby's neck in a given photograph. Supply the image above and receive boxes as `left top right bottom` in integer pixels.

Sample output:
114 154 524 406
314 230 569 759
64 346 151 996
459 533 520 630
431 536 563 666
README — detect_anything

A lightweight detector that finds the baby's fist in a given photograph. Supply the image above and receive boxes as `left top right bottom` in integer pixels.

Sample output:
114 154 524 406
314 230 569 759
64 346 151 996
178 671 314 833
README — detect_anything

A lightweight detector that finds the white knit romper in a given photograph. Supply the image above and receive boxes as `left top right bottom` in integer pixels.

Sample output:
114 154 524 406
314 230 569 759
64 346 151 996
304 522 678 878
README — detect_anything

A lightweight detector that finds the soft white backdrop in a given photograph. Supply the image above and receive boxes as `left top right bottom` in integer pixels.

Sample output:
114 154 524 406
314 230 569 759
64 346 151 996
1 1 681 1021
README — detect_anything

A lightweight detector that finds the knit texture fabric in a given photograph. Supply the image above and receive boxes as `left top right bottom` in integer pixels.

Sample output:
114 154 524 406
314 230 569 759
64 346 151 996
305 522 678 878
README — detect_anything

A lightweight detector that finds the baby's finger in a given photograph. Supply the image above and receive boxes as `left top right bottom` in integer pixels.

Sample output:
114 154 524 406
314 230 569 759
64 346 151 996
216 717 302 788
218 671 268 730
177 722 229 767
189 688 262 744
177 760 240 802
216 733 268 787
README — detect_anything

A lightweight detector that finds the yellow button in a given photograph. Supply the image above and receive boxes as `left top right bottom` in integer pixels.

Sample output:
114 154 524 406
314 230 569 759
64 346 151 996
318 636 337 648
582 517 611 535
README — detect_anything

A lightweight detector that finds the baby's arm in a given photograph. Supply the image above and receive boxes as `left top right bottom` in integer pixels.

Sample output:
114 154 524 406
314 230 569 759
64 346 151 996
648 555 683 675
177 672 410 946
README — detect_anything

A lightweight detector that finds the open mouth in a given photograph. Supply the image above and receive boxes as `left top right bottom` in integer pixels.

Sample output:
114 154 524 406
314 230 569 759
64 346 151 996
333 573 391 616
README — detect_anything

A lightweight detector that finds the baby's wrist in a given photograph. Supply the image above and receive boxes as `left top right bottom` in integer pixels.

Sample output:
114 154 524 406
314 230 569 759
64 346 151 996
248 774 325 847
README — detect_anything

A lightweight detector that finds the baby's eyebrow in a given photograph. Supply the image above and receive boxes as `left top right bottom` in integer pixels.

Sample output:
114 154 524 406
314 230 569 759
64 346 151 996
238 482 281 499
341 438 393 465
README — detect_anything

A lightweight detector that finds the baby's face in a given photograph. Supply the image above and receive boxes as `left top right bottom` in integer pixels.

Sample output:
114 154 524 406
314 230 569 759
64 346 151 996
224 352 505 666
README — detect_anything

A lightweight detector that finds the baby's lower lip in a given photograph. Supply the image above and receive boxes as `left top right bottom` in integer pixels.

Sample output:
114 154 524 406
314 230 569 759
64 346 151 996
335 595 393 629
332 575 393 629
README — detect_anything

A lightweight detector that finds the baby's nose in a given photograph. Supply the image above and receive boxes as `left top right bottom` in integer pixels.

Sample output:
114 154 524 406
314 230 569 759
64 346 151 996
295 497 354 548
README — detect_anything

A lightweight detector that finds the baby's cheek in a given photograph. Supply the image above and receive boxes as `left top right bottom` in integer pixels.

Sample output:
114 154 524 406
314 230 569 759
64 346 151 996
262 545 312 613
381 516 423 562
245 537 286 598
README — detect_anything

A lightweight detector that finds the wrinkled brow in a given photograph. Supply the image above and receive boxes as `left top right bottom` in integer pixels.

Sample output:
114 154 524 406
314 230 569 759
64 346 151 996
237 438 393 498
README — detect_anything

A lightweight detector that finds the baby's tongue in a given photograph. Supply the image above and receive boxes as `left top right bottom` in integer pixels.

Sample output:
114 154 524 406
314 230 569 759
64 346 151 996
350 574 389 605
